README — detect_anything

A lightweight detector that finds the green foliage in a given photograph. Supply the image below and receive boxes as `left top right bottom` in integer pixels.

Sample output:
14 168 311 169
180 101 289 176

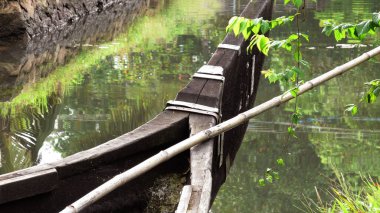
288 126 297 138
259 167 281 187
321 13 380 116
284 0 303 9
344 79 379 117
322 12 380 41
291 109 302 124
362 79 380 104
261 66 304 84
226 15 298 55
307 174 380 213
290 87 300 98
344 104 358 116
277 158 285 166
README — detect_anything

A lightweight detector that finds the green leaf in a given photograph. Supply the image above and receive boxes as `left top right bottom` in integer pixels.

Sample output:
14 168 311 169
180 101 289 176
351 105 358 115
345 104 358 116
252 22 261 34
373 87 380 97
262 69 280 83
242 20 253 40
238 18 248 35
372 12 380 26
233 18 243 36
356 20 372 37
284 43 292 51
270 20 279 29
294 51 302 62
226 16 238 32
257 35 270 55
260 21 270 34
273 171 280 180
322 25 333 36
265 174 273 183
284 0 291 5
333 29 344 41
292 0 303 8
301 33 309 42
287 34 299 42
258 178 266 186
292 113 300 124
288 126 296 138
291 66 304 78
277 158 285 166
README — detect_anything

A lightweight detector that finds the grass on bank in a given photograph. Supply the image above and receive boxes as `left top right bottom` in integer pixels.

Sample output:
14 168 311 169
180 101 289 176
303 172 380 213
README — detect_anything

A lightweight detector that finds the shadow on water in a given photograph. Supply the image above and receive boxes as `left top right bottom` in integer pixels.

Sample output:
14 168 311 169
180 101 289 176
213 0 380 212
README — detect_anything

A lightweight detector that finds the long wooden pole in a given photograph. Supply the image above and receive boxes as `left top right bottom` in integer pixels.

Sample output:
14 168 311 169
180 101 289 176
61 46 380 213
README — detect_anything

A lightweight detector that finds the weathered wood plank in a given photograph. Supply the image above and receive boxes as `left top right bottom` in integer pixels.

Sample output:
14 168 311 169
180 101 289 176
175 78 207 103
195 80 223 109
188 186 201 213
189 115 215 187
176 185 193 213
0 164 52 181
197 169 212 213
0 168 58 204
186 114 216 212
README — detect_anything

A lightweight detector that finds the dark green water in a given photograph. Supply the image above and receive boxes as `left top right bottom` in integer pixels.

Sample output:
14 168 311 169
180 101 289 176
212 0 380 212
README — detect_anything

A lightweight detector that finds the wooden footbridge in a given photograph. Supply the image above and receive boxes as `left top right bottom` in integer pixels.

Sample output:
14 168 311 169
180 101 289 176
0 0 273 212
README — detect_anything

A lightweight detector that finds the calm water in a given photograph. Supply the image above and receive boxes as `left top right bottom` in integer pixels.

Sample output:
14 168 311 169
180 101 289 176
0 0 379 212
212 0 380 212
0 0 249 173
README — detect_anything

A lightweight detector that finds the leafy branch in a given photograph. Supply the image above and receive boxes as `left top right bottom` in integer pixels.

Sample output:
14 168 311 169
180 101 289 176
324 12 380 115
226 0 308 186
322 12 380 41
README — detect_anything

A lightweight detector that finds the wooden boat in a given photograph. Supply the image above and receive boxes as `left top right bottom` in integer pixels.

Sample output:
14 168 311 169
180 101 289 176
0 0 273 212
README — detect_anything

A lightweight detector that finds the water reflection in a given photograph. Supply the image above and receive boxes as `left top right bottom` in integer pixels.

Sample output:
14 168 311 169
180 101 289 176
213 0 380 212
0 0 250 174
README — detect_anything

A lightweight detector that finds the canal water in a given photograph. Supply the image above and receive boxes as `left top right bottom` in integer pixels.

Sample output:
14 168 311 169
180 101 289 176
0 0 379 212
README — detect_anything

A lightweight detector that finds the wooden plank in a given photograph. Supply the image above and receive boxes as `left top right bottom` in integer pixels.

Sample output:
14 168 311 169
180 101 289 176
197 169 212 213
0 164 52 181
186 114 216 212
189 115 215 187
176 185 193 213
195 80 223 109
188 186 201 213
175 78 207 103
0 168 58 204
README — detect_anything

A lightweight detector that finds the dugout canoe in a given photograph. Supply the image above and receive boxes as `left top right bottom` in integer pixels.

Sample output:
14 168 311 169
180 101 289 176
0 0 273 212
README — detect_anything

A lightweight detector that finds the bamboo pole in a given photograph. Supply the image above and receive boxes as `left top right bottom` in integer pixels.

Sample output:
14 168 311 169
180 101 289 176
60 46 380 213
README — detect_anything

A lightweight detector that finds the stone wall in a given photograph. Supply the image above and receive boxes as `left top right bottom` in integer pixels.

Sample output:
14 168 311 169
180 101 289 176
0 0 147 39
0 0 150 101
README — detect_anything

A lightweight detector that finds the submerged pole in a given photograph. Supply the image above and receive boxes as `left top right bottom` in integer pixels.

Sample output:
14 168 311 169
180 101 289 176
60 46 380 213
